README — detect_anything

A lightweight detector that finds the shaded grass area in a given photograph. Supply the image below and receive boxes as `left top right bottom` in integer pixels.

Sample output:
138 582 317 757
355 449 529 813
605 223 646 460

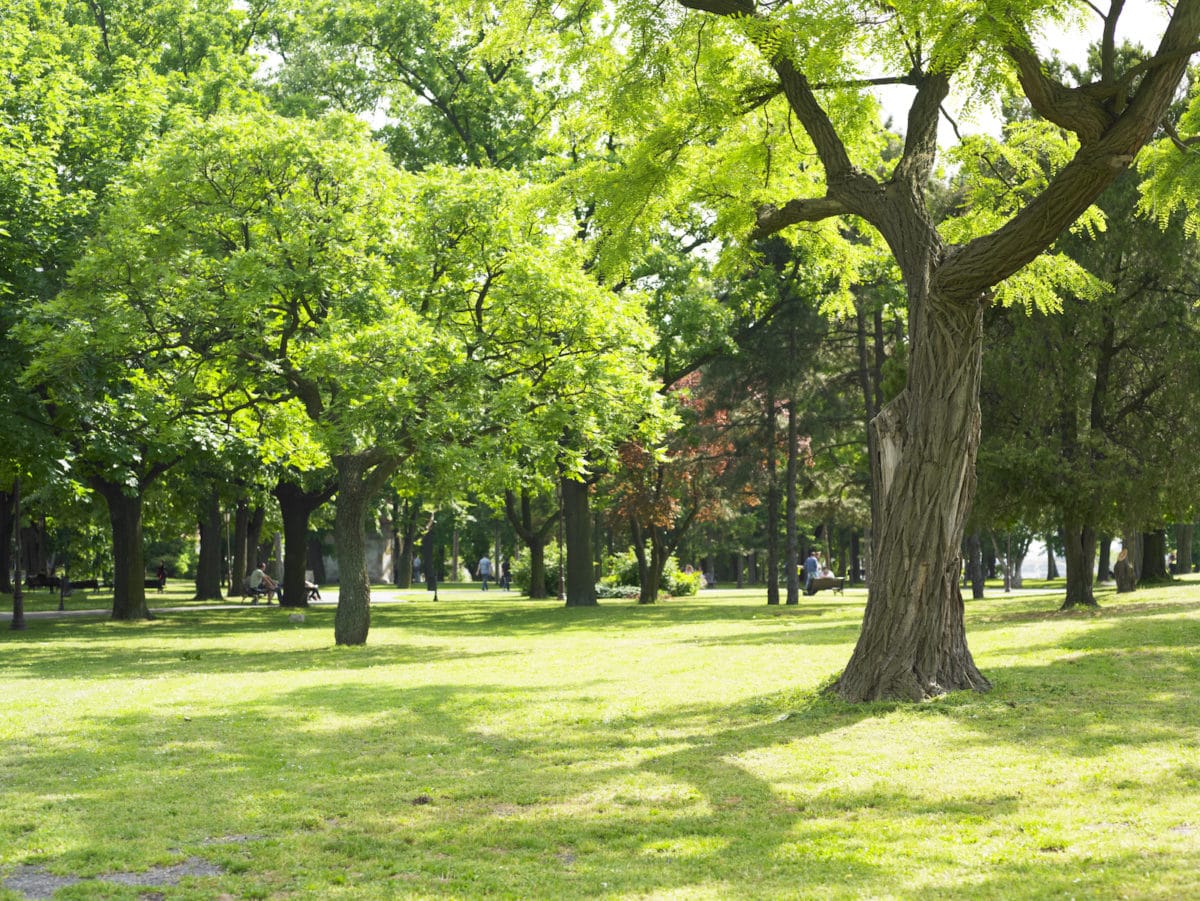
2 581 1199 899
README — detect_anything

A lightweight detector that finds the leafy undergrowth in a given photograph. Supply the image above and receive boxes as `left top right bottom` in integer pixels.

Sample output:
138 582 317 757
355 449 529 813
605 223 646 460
2 578 1198 899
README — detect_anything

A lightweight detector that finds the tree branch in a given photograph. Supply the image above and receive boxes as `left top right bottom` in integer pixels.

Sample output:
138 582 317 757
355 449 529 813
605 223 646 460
751 196 849 239
937 0 1200 302
1006 42 1114 143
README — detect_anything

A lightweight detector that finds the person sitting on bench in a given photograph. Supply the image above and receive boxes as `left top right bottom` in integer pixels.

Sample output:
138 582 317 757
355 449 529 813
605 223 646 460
247 563 280 604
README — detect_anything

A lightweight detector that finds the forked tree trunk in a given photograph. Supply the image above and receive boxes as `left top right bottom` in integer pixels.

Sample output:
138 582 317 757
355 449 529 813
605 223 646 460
834 293 990 701
91 478 151 621
333 453 400 645
504 489 555 600
195 488 224 600
275 478 334 607
1060 520 1098 609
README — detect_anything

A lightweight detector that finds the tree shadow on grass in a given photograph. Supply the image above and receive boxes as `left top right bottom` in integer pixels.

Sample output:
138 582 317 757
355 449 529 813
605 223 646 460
5 591 1199 897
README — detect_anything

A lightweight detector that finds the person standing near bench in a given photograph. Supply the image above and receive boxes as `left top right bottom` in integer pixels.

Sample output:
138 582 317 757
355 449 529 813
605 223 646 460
804 549 819 596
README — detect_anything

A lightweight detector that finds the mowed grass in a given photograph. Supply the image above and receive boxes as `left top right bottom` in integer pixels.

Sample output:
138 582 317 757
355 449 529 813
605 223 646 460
1 578 1198 899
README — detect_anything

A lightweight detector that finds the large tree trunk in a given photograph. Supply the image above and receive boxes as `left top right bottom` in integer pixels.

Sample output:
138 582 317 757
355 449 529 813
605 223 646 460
834 293 990 702
91 478 151 621
1060 520 1098 609
332 453 399 645
275 478 334 607
195 487 224 600
1140 529 1169 581
1176 523 1195 575
562 476 597 607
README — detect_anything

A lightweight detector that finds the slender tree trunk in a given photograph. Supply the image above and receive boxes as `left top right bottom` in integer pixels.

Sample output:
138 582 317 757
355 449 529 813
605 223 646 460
307 533 327 584
195 487 224 600
246 506 265 577
275 479 333 607
562 476 597 607
1140 529 1169 581
1045 533 1060 579
785 399 801 605
0 489 13 595
835 292 990 702
1176 523 1195 575
1060 520 1098 609
1096 534 1112 583
422 519 438 595
9 479 24 630
230 500 249 596
765 386 780 605
332 454 399 645
632 521 657 604
967 532 985 600
91 478 151 621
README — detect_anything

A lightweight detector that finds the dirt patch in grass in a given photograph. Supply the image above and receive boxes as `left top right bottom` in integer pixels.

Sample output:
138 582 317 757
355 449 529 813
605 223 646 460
3 857 223 899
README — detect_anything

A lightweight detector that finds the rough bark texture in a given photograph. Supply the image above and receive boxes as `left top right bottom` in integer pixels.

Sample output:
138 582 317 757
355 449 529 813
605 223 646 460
562 477 597 607
1060 520 1098 609
195 488 224 600
92 478 151 621
333 453 400 645
834 293 991 701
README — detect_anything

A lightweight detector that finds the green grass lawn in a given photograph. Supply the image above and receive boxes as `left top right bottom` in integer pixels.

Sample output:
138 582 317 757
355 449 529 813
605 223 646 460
2 578 1198 899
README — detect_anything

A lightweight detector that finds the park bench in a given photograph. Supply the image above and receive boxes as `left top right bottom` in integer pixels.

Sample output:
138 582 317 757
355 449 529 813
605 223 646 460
806 576 844 596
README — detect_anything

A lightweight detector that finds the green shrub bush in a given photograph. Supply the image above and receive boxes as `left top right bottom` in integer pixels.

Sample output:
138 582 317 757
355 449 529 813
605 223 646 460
510 546 563 598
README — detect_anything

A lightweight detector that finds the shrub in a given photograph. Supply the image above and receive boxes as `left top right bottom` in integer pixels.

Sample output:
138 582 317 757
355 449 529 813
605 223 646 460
509 546 563 598
599 545 701 597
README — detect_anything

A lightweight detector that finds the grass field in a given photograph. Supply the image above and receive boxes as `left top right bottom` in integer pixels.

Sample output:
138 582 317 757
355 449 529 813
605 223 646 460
2 578 1198 899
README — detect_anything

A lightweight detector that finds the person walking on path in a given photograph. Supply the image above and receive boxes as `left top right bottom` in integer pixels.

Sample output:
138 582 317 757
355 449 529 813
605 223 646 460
477 555 493 590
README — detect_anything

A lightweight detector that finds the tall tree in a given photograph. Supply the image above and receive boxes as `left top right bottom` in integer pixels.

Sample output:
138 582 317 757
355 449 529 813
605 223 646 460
545 0 1200 699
